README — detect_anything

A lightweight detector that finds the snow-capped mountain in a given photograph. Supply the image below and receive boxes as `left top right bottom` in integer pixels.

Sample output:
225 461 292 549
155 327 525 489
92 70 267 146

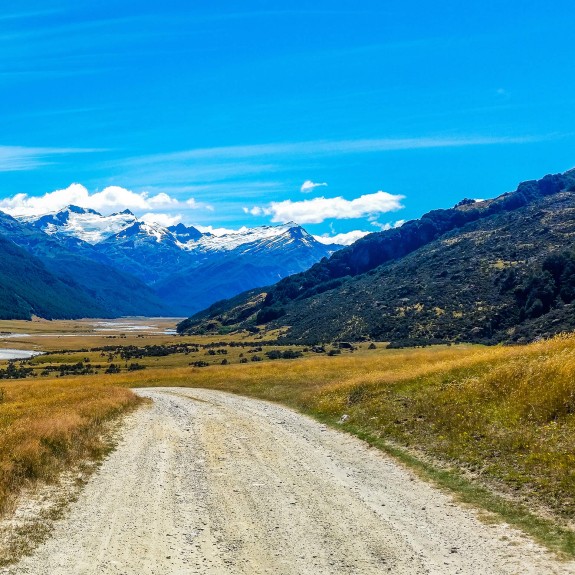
0 209 168 317
21 207 321 256
23 205 137 244
112 220 180 245
13 206 342 315
181 222 307 253
157 225 337 314
95 221 191 283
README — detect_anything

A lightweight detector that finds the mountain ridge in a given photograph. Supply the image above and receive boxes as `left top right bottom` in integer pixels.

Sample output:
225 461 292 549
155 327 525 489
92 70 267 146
0 206 339 318
0 210 169 318
177 168 575 344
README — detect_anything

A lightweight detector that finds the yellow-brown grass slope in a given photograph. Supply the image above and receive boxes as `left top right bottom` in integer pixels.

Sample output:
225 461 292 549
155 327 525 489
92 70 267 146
0 378 139 515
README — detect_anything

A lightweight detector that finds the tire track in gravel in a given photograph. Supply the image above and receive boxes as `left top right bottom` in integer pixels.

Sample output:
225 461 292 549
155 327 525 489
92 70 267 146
3 387 574 575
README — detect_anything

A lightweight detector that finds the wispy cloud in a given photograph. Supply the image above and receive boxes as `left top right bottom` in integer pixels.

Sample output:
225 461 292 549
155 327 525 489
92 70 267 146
111 134 542 194
0 9 65 21
114 162 279 189
129 182 283 198
123 134 544 166
301 180 327 193
0 146 105 172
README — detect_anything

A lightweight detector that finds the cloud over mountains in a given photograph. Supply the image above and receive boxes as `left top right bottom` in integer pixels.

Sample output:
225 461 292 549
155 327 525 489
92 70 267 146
0 183 406 247
0 183 203 217
244 190 405 224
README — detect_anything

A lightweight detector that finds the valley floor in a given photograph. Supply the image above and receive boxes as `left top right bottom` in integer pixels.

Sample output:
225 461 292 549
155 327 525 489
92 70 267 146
2 388 572 575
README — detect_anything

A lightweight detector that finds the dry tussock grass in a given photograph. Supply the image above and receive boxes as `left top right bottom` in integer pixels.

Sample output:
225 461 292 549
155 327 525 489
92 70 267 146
4 333 575 541
0 378 140 515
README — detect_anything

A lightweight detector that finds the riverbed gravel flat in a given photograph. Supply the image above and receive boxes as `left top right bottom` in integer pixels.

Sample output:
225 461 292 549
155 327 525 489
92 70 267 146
3 387 574 575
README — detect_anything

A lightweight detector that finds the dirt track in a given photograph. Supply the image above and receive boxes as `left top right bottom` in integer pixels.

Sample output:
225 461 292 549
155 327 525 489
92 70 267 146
4 387 574 574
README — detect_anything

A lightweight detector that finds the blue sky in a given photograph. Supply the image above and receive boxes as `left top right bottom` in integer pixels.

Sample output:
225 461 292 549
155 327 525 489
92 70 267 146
1 1 574 242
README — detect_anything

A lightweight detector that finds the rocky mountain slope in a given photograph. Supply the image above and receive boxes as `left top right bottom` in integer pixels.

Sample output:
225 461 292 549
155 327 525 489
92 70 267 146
156 225 333 314
178 168 575 344
1 207 337 318
0 211 167 318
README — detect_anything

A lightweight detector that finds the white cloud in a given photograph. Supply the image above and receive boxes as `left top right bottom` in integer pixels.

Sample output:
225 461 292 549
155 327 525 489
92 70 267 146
314 230 371 246
147 192 179 207
300 180 327 193
140 212 182 227
247 190 404 224
243 206 264 216
0 183 209 217
371 219 406 231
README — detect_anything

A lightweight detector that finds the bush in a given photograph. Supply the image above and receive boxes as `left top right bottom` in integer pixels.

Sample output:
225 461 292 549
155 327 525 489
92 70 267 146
127 363 146 371
266 349 304 360
256 307 286 324
282 349 303 359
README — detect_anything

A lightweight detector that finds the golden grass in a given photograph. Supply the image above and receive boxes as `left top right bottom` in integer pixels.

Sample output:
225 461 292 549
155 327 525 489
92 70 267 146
0 317 276 353
4 329 575 555
0 377 140 515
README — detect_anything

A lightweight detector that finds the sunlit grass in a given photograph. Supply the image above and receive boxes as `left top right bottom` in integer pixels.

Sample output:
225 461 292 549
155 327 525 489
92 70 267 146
4 332 575 556
0 378 140 515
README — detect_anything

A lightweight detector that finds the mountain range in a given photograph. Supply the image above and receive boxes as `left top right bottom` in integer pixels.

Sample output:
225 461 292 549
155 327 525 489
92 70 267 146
178 168 575 345
0 206 337 319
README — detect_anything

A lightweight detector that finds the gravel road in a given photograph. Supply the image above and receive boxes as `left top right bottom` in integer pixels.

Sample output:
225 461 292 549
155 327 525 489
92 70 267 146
4 387 574 574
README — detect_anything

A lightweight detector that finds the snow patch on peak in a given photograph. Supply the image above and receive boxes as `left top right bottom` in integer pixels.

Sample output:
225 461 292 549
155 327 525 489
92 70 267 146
21 206 137 244
183 222 307 253
139 221 171 243
114 221 176 244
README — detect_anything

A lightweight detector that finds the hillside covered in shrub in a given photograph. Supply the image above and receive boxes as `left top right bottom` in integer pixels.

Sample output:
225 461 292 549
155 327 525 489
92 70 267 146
179 168 575 345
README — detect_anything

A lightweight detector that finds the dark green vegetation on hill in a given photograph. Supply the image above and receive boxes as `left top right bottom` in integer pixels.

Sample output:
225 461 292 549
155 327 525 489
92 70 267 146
0 212 167 319
179 168 575 344
0 235 106 319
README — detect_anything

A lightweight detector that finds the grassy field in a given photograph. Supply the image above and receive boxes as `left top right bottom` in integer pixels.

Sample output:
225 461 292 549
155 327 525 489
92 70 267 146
2 318 575 555
0 377 140 516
